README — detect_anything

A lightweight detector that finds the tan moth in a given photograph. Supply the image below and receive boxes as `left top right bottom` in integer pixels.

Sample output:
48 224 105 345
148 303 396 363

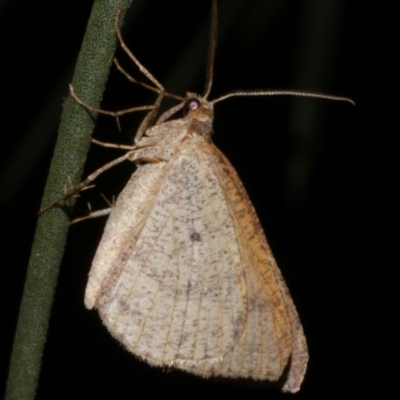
40 0 353 393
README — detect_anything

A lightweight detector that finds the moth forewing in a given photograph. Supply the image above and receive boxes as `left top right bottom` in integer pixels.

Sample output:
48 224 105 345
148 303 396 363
84 162 169 310
209 146 308 391
87 98 247 360
85 101 209 309
179 142 296 374
85 95 307 392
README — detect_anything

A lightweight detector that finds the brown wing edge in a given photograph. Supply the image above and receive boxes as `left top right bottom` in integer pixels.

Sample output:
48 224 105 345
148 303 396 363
209 143 309 393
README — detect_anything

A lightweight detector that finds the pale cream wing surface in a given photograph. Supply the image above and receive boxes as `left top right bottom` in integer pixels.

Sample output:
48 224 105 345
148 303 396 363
93 135 248 365
176 137 295 381
84 119 192 310
84 162 172 310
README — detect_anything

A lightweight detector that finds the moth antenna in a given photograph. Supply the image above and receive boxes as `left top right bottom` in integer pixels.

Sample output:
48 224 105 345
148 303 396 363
212 89 355 106
203 0 218 99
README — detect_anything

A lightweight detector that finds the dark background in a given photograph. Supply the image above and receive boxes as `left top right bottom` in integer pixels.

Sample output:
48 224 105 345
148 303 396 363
1 0 398 399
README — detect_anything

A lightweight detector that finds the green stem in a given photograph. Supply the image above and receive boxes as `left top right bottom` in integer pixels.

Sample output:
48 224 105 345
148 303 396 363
5 1 133 399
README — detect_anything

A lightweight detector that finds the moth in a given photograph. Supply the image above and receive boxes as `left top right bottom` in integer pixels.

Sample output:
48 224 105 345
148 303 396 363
40 0 353 393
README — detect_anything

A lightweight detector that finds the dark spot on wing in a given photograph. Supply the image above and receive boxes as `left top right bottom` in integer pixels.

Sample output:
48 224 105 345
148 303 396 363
190 231 201 242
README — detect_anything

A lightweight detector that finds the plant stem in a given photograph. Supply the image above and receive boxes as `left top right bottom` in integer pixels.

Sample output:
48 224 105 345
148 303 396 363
5 1 133 399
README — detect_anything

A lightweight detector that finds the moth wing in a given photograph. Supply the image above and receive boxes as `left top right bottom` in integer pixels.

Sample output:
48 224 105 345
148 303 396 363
84 162 171 310
177 140 308 392
91 137 248 364
85 120 190 310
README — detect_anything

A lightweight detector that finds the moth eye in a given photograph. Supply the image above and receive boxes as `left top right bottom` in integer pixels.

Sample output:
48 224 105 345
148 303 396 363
185 98 201 112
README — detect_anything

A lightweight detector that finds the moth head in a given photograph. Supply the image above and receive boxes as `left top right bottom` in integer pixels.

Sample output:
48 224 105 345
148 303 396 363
184 93 214 140
184 92 213 115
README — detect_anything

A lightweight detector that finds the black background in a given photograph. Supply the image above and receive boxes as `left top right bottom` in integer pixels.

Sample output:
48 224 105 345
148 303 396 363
1 0 398 399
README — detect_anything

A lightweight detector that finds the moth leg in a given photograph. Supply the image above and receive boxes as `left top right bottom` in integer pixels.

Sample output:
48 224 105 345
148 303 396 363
38 151 134 215
155 101 186 125
70 193 115 224
91 139 135 150
134 89 165 143
69 84 154 130
115 8 163 92
113 58 184 102
70 208 112 225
